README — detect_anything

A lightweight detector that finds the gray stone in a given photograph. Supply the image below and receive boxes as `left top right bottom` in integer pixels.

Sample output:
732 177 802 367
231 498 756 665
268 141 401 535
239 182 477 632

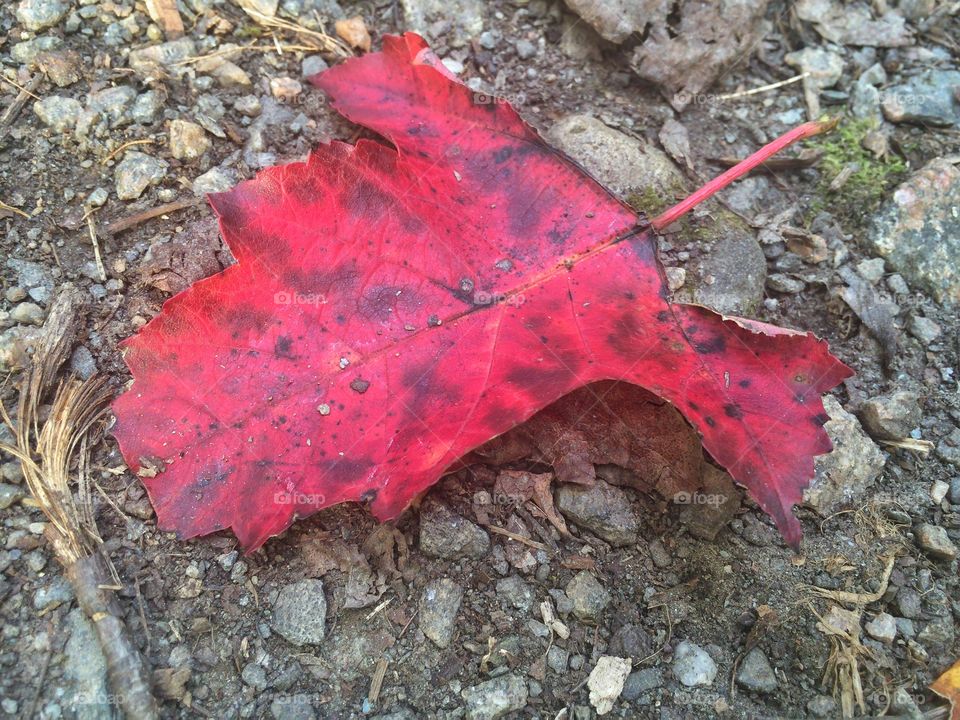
784 47 844 119
419 500 490 559
131 91 163 125
64 608 112 720
767 273 805 293
88 85 137 127
565 571 610 622
896 587 922 619
10 302 45 326
672 640 716 687
555 479 639 546
795 0 912 46
546 646 568 673
735 648 778 693
478 31 497 50
33 96 82 133
860 63 887 86
301 55 328 77
419 578 463 648
805 396 885 515
807 694 837 718
648 539 671 568
128 37 197 76
34 577 73 611
621 668 662 700
169 120 210 161
16 0 69 31
270 695 316 720
495 576 534 614
915 523 958 561
917 615 955 653
12 36 62 65
908 315 941 345
271 579 327 646
515 40 537 60
115 152 168 200
562 0 645 43
87 188 108 208
856 258 887 284
545 114 684 198
234 95 262 117
241 662 268 690
401 0 484 47
949 477 960 505
881 71 960 127
69 346 96 379
869 159 960 303
6 258 53 304
461 674 528 720
0 484 23 510
192 167 238 196
937 428 960 469
608 624 652 658
850 81 881 122
859 390 921 441
865 612 897 643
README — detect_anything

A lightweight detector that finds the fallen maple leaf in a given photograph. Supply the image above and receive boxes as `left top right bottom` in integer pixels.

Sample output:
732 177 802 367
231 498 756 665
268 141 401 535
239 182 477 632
112 33 852 551
932 659 960 720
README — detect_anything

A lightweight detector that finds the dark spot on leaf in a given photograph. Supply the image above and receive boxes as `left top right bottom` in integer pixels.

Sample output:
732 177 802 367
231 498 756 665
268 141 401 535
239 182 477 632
724 403 743 419
705 416 716 427
350 378 371 394
274 335 295 359
739 379 751 388
693 335 726 354
812 413 830 426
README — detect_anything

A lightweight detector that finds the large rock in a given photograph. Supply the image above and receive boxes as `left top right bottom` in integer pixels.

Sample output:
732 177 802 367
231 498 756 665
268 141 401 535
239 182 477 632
881 71 960 127
272 579 327 646
16 0 69 31
555 479 639 546
672 640 716 687
868 159 960 303
735 648 778 693
562 0 653 43
461 674 528 720
545 114 765 314
419 578 463 648
804 396 885 515
859 390 921 441
565 571 611 622
401 0 484 47
418 499 490 559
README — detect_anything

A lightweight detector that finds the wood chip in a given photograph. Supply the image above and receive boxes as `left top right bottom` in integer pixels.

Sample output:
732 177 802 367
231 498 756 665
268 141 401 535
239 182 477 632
146 0 185 39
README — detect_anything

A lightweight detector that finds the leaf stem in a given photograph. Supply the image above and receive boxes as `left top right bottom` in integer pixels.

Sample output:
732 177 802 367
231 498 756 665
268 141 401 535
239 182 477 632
650 117 839 231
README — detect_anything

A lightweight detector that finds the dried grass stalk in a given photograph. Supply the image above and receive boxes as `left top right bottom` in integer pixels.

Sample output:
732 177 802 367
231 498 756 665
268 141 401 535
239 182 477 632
0 285 159 719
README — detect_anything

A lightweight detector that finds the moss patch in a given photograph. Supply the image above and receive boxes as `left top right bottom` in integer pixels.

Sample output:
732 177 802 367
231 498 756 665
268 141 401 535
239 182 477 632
811 118 907 222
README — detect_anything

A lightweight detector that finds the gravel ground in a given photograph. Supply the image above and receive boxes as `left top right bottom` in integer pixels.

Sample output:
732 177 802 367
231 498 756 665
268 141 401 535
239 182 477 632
1 1 959 719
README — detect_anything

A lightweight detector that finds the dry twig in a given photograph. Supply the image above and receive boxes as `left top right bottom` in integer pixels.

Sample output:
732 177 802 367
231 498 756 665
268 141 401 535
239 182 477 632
0 285 159 719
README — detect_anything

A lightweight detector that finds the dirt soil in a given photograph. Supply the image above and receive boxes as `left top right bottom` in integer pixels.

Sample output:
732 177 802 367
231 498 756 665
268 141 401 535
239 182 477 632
1 1 959 719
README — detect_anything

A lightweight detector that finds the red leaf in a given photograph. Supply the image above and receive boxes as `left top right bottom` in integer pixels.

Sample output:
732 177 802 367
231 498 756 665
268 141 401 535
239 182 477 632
112 33 852 551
